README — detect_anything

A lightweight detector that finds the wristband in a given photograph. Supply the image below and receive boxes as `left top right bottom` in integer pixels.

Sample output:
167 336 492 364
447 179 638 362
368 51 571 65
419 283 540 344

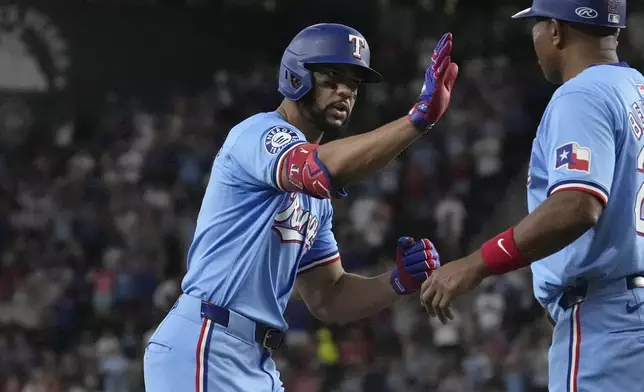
480 227 527 275
408 103 434 134
390 269 406 295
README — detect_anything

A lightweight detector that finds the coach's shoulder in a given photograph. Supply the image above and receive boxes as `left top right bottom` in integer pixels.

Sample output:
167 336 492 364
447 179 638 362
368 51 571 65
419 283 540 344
557 68 615 99
550 78 611 111
555 80 592 98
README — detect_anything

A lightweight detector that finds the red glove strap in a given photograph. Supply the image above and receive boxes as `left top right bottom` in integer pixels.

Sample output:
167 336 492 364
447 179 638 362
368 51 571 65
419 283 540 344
480 227 527 275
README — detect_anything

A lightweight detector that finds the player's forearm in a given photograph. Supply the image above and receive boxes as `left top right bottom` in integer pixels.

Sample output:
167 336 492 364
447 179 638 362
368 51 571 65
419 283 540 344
473 191 604 277
317 117 421 186
311 272 399 325
513 191 602 262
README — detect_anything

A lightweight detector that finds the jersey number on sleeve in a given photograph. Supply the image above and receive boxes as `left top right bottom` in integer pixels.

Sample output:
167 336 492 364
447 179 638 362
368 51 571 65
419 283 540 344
631 101 644 236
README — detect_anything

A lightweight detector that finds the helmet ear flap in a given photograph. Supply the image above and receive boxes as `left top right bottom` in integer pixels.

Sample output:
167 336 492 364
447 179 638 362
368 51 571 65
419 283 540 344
278 61 313 101
289 73 302 90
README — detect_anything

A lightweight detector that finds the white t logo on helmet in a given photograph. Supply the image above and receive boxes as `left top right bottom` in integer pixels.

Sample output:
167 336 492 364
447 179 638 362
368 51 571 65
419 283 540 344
348 34 366 60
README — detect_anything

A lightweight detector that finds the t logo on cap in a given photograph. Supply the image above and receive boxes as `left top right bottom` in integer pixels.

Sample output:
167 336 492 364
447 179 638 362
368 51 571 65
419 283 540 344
348 34 366 60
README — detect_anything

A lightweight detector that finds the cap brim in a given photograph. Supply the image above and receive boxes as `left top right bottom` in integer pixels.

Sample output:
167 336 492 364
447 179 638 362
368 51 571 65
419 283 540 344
511 7 538 19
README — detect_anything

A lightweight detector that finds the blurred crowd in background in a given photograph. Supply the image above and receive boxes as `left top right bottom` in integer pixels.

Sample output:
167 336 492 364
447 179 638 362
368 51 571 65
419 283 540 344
1 1 643 391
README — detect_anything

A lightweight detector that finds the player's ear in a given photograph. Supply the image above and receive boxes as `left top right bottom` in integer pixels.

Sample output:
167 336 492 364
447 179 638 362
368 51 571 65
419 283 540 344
615 28 620 45
551 19 564 48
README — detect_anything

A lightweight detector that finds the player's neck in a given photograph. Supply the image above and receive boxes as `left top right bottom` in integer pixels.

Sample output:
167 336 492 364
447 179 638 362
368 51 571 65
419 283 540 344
561 47 619 83
276 101 323 143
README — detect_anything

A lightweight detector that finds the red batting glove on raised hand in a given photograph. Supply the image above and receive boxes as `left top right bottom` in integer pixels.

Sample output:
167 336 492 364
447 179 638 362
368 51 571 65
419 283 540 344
408 32 459 132
391 237 441 295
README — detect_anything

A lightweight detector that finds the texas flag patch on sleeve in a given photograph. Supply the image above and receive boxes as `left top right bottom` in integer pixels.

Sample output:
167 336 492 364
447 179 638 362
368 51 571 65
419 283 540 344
554 142 591 173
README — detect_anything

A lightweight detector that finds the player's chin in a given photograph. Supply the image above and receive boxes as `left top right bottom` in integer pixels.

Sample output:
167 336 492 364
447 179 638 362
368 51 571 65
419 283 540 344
323 113 349 131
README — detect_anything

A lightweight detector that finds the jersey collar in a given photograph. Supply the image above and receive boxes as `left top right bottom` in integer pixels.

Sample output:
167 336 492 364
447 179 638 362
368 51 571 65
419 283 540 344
588 61 630 69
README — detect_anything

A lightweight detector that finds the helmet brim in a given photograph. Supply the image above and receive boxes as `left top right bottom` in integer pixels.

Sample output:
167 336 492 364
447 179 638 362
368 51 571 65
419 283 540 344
352 66 384 84
511 7 540 19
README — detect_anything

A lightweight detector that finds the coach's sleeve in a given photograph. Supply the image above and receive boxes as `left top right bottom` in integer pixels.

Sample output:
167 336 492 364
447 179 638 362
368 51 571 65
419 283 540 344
228 124 307 191
542 92 616 206
298 203 341 274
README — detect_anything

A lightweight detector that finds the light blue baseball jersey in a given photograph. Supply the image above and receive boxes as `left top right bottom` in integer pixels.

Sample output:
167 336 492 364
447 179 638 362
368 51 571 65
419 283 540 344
181 111 341 330
527 62 644 306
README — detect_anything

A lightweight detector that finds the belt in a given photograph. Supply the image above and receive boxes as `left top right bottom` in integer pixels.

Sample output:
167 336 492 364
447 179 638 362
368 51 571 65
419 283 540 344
199 301 285 350
558 274 644 309
547 274 644 326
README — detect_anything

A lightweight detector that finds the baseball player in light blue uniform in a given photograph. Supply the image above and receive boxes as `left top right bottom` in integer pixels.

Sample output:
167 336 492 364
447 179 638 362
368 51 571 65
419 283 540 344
420 1 644 391
143 24 459 391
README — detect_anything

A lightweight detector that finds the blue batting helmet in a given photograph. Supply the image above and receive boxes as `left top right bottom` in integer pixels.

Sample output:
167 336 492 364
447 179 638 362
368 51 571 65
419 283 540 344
278 23 383 101
512 0 627 29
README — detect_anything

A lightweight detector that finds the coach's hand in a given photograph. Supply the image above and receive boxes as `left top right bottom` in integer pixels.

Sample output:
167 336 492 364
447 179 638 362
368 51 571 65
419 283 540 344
391 237 441 295
408 32 459 133
420 251 490 323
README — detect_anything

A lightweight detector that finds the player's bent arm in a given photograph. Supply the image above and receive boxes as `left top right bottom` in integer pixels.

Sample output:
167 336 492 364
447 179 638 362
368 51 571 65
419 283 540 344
294 260 399 325
418 190 604 322
305 32 457 191
473 91 614 275
512 190 603 262
277 118 422 199
277 34 458 199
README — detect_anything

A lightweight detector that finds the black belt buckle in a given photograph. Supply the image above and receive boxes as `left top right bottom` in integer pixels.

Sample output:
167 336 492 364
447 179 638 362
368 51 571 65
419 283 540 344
557 274 644 310
559 285 587 309
261 328 284 350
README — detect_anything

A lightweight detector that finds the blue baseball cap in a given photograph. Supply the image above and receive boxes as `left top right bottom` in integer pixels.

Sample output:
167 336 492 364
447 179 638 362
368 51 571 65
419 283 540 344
512 0 627 29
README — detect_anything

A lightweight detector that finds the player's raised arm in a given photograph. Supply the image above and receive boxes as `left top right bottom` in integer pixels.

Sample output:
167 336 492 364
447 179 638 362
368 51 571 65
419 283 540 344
313 34 458 187
224 26 457 200
271 30 458 199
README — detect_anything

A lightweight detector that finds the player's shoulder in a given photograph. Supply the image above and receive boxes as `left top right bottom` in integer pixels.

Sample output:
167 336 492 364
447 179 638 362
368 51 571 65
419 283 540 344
553 64 641 103
547 75 608 117
552 73 602 102
225 111 306 154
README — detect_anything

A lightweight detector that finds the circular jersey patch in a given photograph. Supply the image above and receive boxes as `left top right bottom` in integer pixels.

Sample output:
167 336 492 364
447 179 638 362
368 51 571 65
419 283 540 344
264 127 300 154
